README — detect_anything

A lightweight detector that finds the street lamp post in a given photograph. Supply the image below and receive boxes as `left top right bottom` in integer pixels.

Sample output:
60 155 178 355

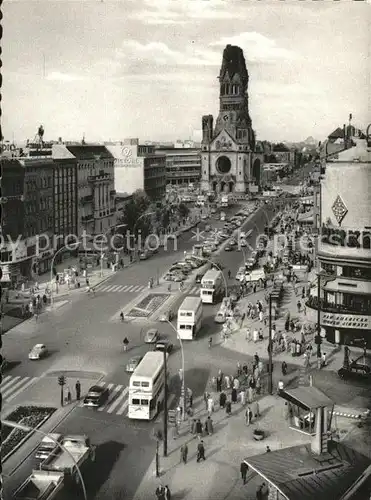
2 420 87 500
268 294 273 394
166 319 186 422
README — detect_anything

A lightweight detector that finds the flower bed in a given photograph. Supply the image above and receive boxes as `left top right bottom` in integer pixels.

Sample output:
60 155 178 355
128 294 170 318
2 405 56 461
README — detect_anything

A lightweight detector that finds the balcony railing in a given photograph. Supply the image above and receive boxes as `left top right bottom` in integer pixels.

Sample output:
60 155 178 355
81 214 94 223
306 296 371 315
80 195 93 204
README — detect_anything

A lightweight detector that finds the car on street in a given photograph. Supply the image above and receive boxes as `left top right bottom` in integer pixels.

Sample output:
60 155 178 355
83 385 110 408
225 242 237 251
338 363 371 381
28 344 48 360
214 311 226 323
139 251 150 260
154 340 174 353
144 328 159 343
159 310 174 322
196 273 205 284
236 267 246 281
35 433 63 461
126 355 144 373
164 272 185 282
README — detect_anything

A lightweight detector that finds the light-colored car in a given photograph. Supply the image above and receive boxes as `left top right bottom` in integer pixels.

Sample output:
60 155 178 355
35 433 63 461
139 251 150 260
214 311 226 323
126 355 143 373
236 267 246 281
144 328 159 344
28 344 48 360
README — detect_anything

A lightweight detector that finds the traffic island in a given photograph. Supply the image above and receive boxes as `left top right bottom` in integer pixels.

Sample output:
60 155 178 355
127 294 170 318
2 405 57 462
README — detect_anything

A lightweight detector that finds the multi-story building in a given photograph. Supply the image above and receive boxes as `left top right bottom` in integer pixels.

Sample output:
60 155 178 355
106 139 166 200
51 145 78 256
0 158 25 285
66 145 116 237
155 147 201 186
200 44 264 194
307 126 371 347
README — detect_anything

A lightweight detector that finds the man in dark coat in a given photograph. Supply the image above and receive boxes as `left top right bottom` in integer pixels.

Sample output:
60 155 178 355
155 484 166 499
75 380 81 401
219 391 226 409
180 444 188 464
240 461 249 484
231 387 237 403
197 440 206 462
195 419 203 439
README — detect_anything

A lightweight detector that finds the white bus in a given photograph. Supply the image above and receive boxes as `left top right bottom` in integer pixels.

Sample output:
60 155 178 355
177 296 203 340
221 195 229 208
128 351 168 420
200 269 225 304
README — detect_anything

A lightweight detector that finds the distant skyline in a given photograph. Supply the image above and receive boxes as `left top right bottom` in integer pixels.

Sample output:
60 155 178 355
2 1 370 144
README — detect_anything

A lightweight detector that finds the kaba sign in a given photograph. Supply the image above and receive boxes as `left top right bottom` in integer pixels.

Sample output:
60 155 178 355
321 225 371 249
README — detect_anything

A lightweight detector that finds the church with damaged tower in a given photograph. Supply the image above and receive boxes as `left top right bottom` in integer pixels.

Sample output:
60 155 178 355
200 45 263 194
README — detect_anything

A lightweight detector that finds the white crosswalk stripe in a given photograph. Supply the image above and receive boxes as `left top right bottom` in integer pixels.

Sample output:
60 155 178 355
107 387 129 414
78 381 130 416
94 284 145 293
1 375 39 402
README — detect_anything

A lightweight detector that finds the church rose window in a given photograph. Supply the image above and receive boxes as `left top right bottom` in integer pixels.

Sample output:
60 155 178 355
216 156 232 174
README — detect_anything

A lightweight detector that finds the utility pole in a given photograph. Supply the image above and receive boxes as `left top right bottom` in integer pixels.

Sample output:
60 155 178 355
268 294 273 395
316 274 322 364
163 350 168 457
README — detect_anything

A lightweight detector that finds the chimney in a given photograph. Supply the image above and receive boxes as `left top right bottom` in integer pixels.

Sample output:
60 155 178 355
311 406 329 455
202 115 213 143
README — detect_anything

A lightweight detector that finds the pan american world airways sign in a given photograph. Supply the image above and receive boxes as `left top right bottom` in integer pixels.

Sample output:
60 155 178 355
321 312 371 330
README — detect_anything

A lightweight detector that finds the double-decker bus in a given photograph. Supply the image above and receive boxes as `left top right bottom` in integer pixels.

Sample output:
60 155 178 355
200 269 225 304
128 351 168 420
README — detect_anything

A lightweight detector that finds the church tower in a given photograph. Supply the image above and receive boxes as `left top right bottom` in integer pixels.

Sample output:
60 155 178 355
201 45 262 195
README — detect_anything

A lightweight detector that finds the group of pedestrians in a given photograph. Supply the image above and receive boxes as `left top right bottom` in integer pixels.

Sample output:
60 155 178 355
178 440 206 465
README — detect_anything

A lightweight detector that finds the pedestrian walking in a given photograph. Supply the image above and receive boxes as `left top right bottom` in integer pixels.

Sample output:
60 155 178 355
237 362 242 376
240 461 249 484
259 310 263 322
266 446 271 453
207 396 214 416
233 377 240 390
75 380 81 401
277 380 284 393
180 444 188 464
297 300 302 313
164 485 171 500
254 353 260 368
254 400 260 418
66 387 72 404
226 400 232 417
256 485 263 500
216 371 223 392
120 311 124 322
231 387 237 404
197 440 206 462
219 391 226 409
156 484 166 500
322 352 327 367
240 390 246 406
245 406 252 425
195 419 203 440
246 328 251 341
205 416 214 435
225 374 231 389
203 392 209 410
255 377 261 395
123 337 129 351
281 361 287 376
191 419 196 435
248 386 254 404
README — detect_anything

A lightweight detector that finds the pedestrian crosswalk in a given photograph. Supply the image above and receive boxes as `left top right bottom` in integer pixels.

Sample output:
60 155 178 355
1 375 39 404
94 284 146 294
78 381 130 416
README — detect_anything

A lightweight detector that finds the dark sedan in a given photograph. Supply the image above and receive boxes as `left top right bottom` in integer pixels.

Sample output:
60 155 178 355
83 385 110 408
154 341 174 354
338 363 371 381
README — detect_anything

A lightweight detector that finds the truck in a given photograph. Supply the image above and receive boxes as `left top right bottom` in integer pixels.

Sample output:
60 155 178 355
177 296 203 339
13 470 65 500
200 269 225 304
40 435 95 484
35 434 63 461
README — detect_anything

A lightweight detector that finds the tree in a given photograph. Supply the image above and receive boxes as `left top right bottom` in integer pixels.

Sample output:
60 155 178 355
121 190 151 233
161 208 171 229
177 203 190 219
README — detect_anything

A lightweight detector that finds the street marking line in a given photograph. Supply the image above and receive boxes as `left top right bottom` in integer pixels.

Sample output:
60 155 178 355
0 375 12 387
97 285 110 292
1 376 21 391
107 386 129 414
126 285 135 292
110 286 121 292
5 377 39 402
97 383 116 411
98 384 123 412
116 398 128 416
120 285 130 292
131 285 143 292
2 377 29 397
104 285 117 292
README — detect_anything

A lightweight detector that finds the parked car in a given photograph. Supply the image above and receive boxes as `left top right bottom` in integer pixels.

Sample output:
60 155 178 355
144 328 159 343
28 344 48 360
83 385 110 408
196 273 205 284
236 267 246 281
338 363 371 381
34 434 63 461
126 355 143 373
214 311 226 323
154 340 174 353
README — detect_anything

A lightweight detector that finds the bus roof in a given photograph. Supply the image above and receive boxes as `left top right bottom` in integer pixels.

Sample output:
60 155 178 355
179 295 202 311
131 351 165 379
202 269 221 281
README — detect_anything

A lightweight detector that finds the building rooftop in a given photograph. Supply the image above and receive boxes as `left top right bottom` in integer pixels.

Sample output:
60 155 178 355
66 145 113 160
280 386 333 410
244 441 370 500
52 144 76 160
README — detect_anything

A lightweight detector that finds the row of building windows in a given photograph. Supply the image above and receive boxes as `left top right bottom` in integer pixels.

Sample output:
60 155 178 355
25 198 53 214
220 83 240 95
26 176 53 190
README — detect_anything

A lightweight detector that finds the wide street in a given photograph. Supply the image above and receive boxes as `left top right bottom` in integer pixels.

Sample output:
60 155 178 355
2 200 277 499
2 188 370 500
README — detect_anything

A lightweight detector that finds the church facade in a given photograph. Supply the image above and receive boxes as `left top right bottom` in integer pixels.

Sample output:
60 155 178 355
200 45 263 194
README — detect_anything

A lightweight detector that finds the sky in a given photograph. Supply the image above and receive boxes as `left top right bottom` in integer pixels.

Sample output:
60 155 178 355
2 0 370 144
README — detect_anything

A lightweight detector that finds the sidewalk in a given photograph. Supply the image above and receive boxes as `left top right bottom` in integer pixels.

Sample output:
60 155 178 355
133 391 309 500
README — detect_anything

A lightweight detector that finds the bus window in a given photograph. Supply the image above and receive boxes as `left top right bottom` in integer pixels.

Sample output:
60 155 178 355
141 382 150 387
141 399 149 406
133 381 140 387
132 398 140 405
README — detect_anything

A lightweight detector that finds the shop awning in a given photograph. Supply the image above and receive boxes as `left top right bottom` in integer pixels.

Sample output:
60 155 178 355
280 386 333 410
324 278 371 296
